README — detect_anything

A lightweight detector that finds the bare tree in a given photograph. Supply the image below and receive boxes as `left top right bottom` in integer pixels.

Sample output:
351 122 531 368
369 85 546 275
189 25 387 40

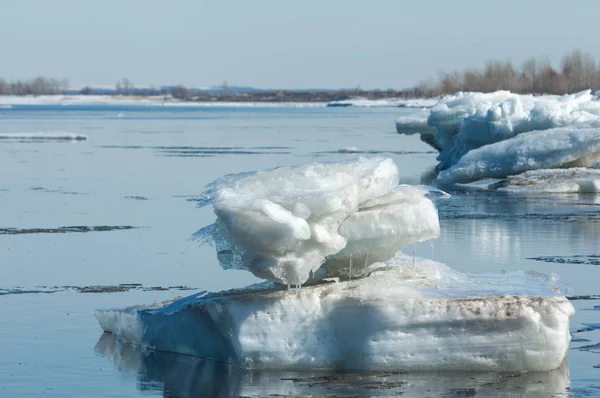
522 58 537 93
171 85 189 100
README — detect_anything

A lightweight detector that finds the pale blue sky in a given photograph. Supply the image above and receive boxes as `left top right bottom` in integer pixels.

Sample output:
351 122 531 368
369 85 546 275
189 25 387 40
1 0 599 89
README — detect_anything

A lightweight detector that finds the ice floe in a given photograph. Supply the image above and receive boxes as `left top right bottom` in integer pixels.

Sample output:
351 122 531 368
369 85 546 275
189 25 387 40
435 128 600 185
96 253 573 372
396 90 600 191
95 157 574 372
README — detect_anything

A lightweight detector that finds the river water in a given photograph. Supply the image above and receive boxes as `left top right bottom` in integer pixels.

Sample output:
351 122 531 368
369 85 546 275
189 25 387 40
0 105 598 397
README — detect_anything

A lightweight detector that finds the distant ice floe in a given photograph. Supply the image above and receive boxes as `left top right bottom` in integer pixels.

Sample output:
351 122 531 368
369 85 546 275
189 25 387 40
0 132 87 141
396 90 600 191
328 97 439 108
96 157 573 372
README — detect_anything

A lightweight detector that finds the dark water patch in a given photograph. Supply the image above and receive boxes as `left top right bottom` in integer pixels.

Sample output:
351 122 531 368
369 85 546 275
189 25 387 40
445 388 477 397
0 284 198 296
99 144 292 156
314 149 437 155
572 336 592 343
441 211 600 223
0 225 136 235
29 186 88 195
0 134 87 142
283 373 407 390
528 255 600 266
124 195 148 200
573 326 598 334
576 343 600 353
171 194 204 202
568 295 600 301
157 148 291 156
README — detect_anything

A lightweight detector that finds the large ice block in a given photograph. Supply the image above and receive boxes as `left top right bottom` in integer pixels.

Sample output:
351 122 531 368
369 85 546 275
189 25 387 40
96 255 574 372
435 128 600 185
395 90 600 181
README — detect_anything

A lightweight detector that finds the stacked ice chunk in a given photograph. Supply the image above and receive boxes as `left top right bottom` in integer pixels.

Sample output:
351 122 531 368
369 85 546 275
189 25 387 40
396 90 600 190
95 157 574 372
194 157 441 285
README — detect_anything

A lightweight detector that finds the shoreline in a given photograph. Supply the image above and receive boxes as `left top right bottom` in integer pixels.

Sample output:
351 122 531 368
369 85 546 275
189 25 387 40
0 94 438 108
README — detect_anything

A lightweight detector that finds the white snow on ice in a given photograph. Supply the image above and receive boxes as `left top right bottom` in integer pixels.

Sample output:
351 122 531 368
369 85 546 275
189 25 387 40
328 97 439 108
96 253 573 372
194 157 440 285
396 90 600 189
435 127 600 185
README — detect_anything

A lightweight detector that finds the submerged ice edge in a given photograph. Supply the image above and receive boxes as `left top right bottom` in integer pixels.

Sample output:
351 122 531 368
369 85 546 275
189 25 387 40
94 331 572 397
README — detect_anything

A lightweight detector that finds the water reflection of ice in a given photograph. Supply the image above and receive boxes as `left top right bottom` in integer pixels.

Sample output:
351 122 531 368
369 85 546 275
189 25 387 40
95 333 571 398
416 193 600 294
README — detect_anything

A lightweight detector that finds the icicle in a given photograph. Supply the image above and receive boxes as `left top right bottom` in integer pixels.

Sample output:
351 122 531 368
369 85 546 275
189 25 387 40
412 243 416 267
349 254 353 281
287 283 291 291
429 239 435 257
364 252 369 269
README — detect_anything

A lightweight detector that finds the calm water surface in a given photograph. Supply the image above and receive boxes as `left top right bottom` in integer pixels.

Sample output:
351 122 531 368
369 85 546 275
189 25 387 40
0 105 598 397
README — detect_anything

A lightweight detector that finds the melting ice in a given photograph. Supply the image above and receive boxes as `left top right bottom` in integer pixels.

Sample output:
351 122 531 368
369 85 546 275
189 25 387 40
396 90 600 191
194 157 440 286
96 157 574 372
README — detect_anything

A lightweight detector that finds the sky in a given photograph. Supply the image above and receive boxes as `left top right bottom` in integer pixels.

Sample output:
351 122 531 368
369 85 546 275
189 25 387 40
1 0 600 90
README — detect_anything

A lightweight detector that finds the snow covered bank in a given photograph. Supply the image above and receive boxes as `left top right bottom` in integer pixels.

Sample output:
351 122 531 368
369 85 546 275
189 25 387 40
96 254 573 372
328 97 439 108
194 157 440 285
396 90 600 189
0 95 326 108
0 132 87 141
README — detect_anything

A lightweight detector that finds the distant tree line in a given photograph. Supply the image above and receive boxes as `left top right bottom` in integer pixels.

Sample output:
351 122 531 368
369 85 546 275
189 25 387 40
412 50 600 97
0 77 69 95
